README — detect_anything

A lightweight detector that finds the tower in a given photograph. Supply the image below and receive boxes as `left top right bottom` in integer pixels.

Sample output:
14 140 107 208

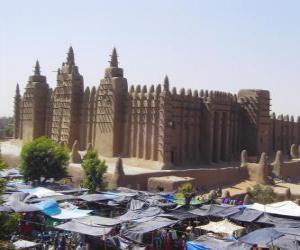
51 47 84 147
14 83 21 139
20 60 49 142
94 48 128 157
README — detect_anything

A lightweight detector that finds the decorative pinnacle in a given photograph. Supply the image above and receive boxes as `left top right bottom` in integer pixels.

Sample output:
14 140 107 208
67 46 75 65
163 75 169 90
15 83 20 96
110 47 118 67
34 60 40 75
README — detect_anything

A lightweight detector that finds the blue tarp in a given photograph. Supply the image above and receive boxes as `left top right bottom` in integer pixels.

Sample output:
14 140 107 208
34 199 61 216
239 228 283 247
186 235 251 250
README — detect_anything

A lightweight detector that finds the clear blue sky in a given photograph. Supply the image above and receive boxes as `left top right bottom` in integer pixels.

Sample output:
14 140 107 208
1 0 300 117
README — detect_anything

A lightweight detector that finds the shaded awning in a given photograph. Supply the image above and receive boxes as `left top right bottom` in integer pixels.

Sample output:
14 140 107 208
196 219 245 238
186 235 251 250
117 206 163 222
250 201 300 217
75 215 121 226
123 217 178 242
79 193 119 202
230 208 263 222
239 228 283 247
56 220 112 236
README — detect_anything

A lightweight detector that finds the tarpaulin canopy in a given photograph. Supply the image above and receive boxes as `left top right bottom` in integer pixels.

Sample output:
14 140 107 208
51 208 92 220
20 187 63 199
271 236 300 250
0 168 22 178
230 209 263 222
75 215 121 226
34 199 61 216
27 194 77 203
56 220 112 236
129 199 146 210
250 201 300 217
239 228 283 247
13 239 41 249
79 193 119 202
186 235 251 250
196 219 245 238
190 204 239 217
123 217 178 242
5 200 40 212
7 192 28 202
257 213 300 228
117 206 163 222
159 207 199 220
0 205 13 212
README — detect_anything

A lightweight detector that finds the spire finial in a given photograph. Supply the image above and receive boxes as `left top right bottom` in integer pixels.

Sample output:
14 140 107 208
34 60 40 75
110 47 118 67
15 83 20 96
163 75 169 91
67 46 75 65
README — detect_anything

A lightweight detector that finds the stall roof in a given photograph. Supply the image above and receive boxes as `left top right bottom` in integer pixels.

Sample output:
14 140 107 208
123 217 178 242
190 204 239 217
196 219 245 237
186 235 251 250
257 213 300 228
79 193 119 202
117 206 163 222
75 215 121 226
250 201 300 217
56 220 112 236
5 200 40 213
159 207 199 220
239 228 283 247
51 208 92 220
271 236 300 250
230 208 263 222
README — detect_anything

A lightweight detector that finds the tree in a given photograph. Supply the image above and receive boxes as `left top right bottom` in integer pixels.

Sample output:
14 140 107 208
20 137 69 184
0 158 20 249
82 150 107 192
178 183 195 207
248 184 276 204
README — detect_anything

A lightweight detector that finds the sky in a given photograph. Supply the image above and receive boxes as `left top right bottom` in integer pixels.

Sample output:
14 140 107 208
1 0 300 117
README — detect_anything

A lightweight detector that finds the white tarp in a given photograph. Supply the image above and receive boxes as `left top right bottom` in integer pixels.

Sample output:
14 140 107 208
51 208 92 220
196 219 245 237
21 187 63 198
250 201 300 217
13 240 40 249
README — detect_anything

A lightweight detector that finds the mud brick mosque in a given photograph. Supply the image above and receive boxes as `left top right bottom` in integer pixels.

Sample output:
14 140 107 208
13 47 300 167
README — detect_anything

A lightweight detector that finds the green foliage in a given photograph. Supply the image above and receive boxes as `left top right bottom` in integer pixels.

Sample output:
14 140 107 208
178 182 193 195
20 137 69 183
0 117 14 138
0 159 7 171
82 150 107 192
0 158 19 246
248 184 276 204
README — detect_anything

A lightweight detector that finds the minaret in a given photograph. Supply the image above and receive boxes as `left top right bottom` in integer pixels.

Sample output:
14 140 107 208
94 48 128 157
52 46 84 147
14 83 21 139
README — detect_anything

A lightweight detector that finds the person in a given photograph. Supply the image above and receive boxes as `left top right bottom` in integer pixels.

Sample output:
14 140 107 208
186 226 195 241
76 242 84 250
58 236 66 250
